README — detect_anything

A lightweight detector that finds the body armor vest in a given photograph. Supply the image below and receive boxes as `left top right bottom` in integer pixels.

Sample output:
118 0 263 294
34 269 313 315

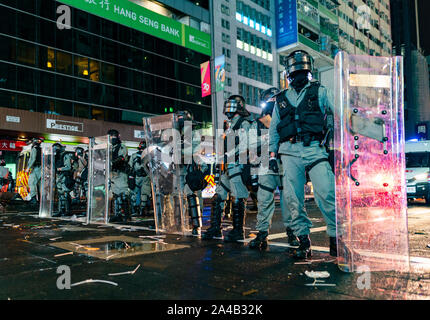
34 146 42 167
223 117 253 163
276 82 325 143
55 151 73 171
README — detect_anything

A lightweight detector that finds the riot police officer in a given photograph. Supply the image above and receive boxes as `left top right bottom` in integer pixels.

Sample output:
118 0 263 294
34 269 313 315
129 140 152 217
249 87 300 250
269 50 337 258
27 137 44 207
202 95 253 242
71 147 88 204
52 142 74 217
0 157 13 193
108 129 130 223
176 111 209 236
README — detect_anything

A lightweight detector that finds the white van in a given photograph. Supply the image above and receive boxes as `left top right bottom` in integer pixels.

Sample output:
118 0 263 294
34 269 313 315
405 140 430 204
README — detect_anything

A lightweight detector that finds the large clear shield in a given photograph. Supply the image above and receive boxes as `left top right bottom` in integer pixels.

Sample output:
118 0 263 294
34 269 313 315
334 52 409 272
143 114 189 235
39 145 54 218
87 136 111 224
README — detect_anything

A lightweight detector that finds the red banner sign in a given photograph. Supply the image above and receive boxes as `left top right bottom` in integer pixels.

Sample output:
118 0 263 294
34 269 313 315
200 60 211 98
0 140 26 151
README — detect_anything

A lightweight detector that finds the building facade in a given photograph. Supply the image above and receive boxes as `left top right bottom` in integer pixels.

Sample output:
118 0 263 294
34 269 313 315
275 0 392 93
0 0 212 148
212 0 278 125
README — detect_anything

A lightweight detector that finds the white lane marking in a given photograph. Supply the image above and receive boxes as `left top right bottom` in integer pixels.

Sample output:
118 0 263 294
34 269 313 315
241 226 327 243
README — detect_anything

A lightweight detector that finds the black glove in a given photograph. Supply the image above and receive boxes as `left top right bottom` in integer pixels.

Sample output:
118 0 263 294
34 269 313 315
251 174 259 192
269 157 279 173
213 164 220 185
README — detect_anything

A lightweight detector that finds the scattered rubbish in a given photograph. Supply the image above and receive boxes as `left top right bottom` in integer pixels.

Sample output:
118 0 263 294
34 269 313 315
24 235 30 240
54 252 73 257
2 224 13 227
427 244 430 249
242 289 258 296
304 271 330 279
305 283 336 287
71 279 118 287
295 262 312 265
249 233 256 238
108 264 141 276
304 271 333 287
176 238 181 240
414 231 426 235
106 253 119 260
49 237 63 241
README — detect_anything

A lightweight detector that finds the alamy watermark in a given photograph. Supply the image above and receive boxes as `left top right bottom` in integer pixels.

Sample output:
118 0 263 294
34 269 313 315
57 5 71 30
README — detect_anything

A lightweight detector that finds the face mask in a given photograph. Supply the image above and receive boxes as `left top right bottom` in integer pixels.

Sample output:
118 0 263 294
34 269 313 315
289 71 309 92
111 137 119 145
225 112 235 120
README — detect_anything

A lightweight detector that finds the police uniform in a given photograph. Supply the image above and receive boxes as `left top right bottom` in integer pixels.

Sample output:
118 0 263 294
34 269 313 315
129 146 151 216
110 139 129 221
202 95 252 242
0 161 12 193
247 88 299 250
72 148 87 202
177 113 209 235
28 140 42 204
268 50 336 258
53 144 74 216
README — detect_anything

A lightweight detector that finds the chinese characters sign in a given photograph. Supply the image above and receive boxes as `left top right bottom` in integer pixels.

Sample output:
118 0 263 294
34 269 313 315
276 0 298 48
59 0 211 56
0 140 26 151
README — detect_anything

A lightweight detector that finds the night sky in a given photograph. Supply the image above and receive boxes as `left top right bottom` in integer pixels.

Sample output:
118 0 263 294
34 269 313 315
418 0 430 56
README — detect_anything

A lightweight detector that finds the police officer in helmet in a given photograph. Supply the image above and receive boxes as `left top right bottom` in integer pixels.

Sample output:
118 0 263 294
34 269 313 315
52 142 74 217
108 129 130 222
248 87 300 250
269 50 337 258
176 110 209 236
27 137 44 207
202 95 252 242
129 140 152 217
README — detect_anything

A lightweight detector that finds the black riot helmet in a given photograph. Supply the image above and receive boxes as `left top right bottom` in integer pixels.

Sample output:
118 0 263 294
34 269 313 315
107 129 120 145
285 50 314 78
138 140 146 151
175 110 193 130
223 95 250 119
30 137 44 147
75 147 84 157
52 142 64 153
259 87 280 117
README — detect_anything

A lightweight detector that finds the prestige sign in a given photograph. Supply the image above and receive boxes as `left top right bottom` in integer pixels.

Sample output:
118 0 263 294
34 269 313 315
58 0 211 56
46 119 84 133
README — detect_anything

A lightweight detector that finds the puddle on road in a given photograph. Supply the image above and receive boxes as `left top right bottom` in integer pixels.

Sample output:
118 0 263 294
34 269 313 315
51 235 188 260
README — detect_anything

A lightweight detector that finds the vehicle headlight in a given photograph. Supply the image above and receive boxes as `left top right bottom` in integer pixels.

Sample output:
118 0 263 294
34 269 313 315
414 173 428 181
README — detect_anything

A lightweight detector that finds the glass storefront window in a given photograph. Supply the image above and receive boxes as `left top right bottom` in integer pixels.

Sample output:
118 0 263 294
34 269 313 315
17 94 35 111
0 36 16 62
74 103 90 119
16 41 36 66
74 56 89 78
0 91 16 109
56 51 72 75
91 107 104 120
89 60 100 82
56 101 73 116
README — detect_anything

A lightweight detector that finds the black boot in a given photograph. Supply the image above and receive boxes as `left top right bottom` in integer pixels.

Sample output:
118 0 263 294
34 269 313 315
53 196 66 217
109 194 124 223
187 194 202 236
286 227 299 247
330 237 337 257
64 196 72 216
293 235 312 259
224 198 246 242
202 196 223 240
249 231 268 250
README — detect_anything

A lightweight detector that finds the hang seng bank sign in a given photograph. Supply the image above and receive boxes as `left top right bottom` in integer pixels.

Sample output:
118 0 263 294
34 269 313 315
59 0 211 56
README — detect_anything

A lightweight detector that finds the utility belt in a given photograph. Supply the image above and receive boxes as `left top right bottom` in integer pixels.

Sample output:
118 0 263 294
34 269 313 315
280 133 325 147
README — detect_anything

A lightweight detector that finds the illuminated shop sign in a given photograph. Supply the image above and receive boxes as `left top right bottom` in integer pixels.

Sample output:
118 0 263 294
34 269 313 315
59 0 211 56
276 0 298 48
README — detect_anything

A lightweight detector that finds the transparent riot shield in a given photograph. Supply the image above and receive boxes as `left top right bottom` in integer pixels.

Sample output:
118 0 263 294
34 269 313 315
143 114 189 235
86 136 111 224
334 52 409 272
39 145 54 218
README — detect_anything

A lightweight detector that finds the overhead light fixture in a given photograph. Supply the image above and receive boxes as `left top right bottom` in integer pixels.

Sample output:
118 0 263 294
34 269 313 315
83 69 89 76
47 62 53 68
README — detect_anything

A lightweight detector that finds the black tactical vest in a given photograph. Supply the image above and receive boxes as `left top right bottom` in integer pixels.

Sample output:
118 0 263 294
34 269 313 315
276 82 325 143
55 151 72 169
223 117 253 162
34 146 42 167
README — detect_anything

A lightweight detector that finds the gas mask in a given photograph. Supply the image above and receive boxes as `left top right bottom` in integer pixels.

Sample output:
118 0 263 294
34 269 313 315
225 112 236 120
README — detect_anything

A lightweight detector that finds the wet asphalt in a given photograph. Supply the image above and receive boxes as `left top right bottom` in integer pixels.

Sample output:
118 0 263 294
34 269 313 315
1 198 430 300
